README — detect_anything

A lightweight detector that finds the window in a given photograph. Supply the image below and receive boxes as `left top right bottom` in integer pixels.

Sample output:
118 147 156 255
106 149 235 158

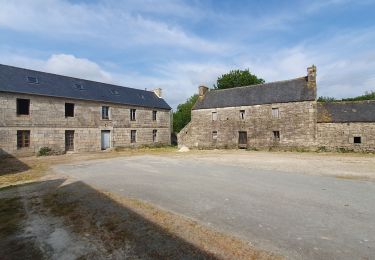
17 130 30 148
110 89 119 95
152 129 157 142
273 131 280 141
65 103 74 117
130 109 136 121
212 131 218 140
102 106 109 120
240 110 245 120
152 110 157 121
74 83 84 90
272 108 279 118
131 130 137 143
26 76 39 84
354 136 361 144
17 99 30 115
212 112 217 121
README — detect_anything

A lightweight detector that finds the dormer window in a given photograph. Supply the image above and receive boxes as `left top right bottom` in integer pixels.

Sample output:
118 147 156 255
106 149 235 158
26 76 39 84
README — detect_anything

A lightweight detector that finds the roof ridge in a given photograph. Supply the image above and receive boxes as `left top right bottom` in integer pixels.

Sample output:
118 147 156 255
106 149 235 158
209 76 307 93
0 63 153 94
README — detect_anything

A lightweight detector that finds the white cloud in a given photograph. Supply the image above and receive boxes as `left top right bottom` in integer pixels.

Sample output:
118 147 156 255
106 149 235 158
0 0 224 53
44 54 112 82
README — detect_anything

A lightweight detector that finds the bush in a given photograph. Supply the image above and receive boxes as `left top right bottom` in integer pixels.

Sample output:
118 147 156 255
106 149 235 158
37 147 53 156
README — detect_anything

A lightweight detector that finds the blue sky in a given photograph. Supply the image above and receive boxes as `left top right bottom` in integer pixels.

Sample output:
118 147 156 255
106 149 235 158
0 0 374 108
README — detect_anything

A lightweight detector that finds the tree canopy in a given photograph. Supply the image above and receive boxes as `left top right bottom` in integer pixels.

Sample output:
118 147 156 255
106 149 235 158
214 69 265 90
173 94 198 133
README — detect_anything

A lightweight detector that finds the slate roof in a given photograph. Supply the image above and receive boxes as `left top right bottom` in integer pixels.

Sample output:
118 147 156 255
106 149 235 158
193 77 316 110
0 64 171 110
317 101 375 123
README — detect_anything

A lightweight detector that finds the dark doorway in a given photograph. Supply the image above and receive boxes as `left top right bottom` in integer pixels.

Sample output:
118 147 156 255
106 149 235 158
65 130 74 151
238 131 247 149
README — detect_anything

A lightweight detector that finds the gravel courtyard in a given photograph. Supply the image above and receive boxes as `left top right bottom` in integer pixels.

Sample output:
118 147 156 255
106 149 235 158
54 150 375 260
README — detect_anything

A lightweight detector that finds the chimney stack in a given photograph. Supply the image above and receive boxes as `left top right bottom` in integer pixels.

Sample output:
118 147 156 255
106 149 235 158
307 65 317 86
153 88 162 98
198 85 209 97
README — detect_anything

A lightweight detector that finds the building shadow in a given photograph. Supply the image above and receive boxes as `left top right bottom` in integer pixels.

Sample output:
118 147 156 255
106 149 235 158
1 178 219 259
0 148 30 176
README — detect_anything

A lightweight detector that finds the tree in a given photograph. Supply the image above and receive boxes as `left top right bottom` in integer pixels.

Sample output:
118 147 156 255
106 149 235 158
173 94 198 133
214 69 265 90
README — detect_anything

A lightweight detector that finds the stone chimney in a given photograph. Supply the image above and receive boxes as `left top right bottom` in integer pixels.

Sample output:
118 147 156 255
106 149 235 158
153 88 162 98
198 85 209 97
307 65 317 88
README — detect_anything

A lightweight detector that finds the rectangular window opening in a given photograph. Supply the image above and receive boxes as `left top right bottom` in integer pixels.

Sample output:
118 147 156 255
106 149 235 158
131 130 137 143
130 109 136 121
17 99 30 115
272 108 279 118
152 129 157 142
152 110 157 121
17 130 30 149
354 136 361 144
26 76 39 84
212 131 218 140
212 112 217 121
74 83 84 90
240 110 245 120
65 103 74 117
273 131 280 141
102 106 109 120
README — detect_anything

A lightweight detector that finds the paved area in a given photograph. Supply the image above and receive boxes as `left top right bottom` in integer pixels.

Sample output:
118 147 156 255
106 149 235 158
54 153 375 259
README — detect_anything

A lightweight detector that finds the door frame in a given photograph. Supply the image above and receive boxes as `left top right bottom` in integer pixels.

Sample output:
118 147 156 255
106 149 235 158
101 130 111 150
238 131 248 149
65 130 75 152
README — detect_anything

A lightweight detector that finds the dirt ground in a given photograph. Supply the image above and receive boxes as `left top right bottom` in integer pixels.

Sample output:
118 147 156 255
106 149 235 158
0 148 374 259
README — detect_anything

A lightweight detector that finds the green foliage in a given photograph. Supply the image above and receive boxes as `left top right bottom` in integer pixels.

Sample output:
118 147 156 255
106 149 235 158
173 94 199 133
214 69 265 90
37 147 52 156
342 91 375 101
317 96 338 102
318 91 375 102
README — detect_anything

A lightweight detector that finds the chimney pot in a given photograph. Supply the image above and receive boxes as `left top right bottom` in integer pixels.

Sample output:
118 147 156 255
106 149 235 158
153 88 162 98
198 85 209 97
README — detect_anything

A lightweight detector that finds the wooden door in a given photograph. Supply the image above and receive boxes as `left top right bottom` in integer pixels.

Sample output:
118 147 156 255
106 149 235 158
65 130 74 151
238 131 247 148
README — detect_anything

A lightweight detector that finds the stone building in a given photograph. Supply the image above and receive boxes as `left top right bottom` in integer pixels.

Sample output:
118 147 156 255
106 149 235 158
0 64 172 156
178 66 375 152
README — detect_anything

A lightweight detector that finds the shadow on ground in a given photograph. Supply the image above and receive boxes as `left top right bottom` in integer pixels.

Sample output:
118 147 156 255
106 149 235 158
0 149 30 176
1 179 232 259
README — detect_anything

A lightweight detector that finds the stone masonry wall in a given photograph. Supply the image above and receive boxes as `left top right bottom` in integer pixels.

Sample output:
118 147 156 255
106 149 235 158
0 92 171 156
178 101 317 149
317 123 375 152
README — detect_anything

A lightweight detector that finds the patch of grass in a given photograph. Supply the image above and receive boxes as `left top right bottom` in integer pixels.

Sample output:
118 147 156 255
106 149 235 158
0 197 24 237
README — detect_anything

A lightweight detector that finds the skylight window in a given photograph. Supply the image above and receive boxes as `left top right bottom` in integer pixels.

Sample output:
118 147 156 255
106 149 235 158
110 89 120 95
74 83 85 90
26 76 39 84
